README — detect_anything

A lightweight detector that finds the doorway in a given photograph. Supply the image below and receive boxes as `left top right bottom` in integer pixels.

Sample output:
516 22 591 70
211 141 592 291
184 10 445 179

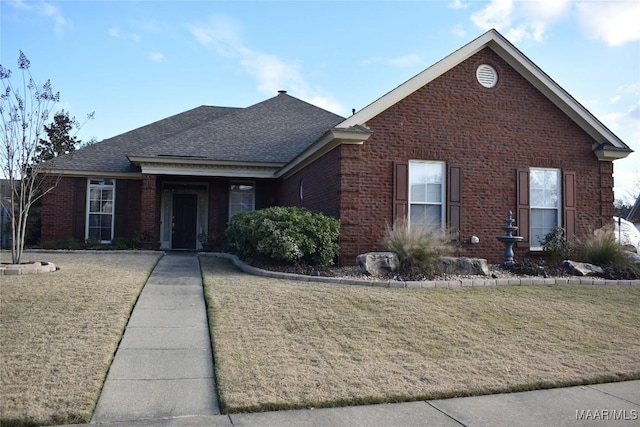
172 194 198 249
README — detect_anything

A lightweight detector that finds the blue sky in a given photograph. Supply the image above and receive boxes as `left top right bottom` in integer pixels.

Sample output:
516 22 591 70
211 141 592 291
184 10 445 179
1 0 639 201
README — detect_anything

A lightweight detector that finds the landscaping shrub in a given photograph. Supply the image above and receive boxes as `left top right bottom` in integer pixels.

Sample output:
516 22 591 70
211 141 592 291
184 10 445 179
224 206 340 266
577 226 629 266
384 219 453 271
541 226 574 262
38 236 81 250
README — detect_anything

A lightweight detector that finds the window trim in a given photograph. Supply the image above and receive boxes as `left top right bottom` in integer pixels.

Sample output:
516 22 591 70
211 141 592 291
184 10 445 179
86 178 116 243
228 181 255 219
408 160 446 228
529 167 561 250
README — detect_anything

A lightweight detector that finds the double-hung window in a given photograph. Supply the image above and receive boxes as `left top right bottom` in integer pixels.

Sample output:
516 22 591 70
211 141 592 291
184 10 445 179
87 178 115 242
408 161 445 228
529 168 560 248
229 182 255 219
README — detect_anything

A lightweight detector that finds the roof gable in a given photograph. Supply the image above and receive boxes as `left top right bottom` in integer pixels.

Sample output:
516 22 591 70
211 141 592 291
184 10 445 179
337 29 631 155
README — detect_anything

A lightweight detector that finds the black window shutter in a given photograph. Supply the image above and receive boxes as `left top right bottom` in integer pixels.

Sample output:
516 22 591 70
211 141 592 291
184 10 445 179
73 178 87 240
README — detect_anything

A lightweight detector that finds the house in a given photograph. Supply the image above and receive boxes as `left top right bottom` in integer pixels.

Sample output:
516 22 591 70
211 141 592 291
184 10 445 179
1 180 12 248
41 29 632 264
628 195 640 231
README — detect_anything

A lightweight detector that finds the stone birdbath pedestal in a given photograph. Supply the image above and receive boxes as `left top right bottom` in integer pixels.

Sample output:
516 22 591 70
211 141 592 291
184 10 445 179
496 210 524 265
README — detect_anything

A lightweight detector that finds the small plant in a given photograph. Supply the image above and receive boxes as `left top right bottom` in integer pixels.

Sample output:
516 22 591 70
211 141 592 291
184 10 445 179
224 206 339 266
384 219 454 271
110 237 131 250
84 236 102 249
541 227 573 262
38 236 81 250
132 230 157 250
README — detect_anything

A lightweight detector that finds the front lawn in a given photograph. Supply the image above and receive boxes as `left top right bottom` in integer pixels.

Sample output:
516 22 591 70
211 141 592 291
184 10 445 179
201 256 640 413
0 251 162 426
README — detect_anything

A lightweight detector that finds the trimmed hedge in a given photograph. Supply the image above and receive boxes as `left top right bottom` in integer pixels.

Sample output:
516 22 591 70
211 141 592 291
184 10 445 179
225 206 340 266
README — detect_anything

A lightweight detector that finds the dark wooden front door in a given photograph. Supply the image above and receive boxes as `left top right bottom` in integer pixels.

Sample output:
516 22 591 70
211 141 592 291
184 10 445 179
172 194 197 249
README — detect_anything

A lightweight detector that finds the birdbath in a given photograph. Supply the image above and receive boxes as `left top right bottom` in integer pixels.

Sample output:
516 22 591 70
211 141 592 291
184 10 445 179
496 210 524 265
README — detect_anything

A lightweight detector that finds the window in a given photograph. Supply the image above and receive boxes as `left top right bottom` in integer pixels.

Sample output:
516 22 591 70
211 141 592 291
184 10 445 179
87 178 115 242
529 168 560 248
408 161 445 228
229 182 254 218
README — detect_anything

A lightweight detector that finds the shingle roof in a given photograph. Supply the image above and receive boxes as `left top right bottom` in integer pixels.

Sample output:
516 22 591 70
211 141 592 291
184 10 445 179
132 93 345 163
47 93 345 173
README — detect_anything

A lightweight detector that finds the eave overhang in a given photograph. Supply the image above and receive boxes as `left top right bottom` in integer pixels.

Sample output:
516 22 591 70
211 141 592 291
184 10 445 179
40 169 143 179
593 143 633 161
127 155 285 178
276 127 373 179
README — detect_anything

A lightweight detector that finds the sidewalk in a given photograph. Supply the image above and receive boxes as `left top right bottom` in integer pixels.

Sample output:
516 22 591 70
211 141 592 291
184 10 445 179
91 252 220 423
83 252 639 427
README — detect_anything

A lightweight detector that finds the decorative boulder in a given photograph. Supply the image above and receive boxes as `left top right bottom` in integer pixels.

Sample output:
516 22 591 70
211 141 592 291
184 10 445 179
356 252 400 276
438 257 490 276
563 260 604 276
624 251 640 267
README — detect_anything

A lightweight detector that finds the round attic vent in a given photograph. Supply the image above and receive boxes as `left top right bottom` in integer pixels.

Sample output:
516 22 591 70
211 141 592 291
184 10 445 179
476 64 498 88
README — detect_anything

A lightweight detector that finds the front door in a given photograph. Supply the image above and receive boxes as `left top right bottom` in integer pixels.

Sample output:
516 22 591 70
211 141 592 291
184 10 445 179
172 194 197 249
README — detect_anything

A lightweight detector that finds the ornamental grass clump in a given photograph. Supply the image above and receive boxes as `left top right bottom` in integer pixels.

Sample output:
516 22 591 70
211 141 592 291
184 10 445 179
578 225 630 267
384 219 454 271
224 206 340 266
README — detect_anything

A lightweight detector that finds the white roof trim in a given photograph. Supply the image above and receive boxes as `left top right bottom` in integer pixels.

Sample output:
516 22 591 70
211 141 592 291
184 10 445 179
337 29 631 154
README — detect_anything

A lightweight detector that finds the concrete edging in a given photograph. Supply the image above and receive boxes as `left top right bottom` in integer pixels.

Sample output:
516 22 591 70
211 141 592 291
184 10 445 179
199 252 640 289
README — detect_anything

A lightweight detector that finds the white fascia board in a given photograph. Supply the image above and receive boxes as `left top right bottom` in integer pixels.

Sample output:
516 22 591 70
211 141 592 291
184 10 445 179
337 29 630 152
41 170 142 179
127 155 283 169
276 128 372 179
139 163 279 178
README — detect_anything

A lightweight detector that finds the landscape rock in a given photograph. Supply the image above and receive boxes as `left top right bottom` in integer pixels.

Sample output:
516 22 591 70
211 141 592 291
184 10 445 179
439 257 490 276
356 252 399 276
624 251 640 267
563 260 603 276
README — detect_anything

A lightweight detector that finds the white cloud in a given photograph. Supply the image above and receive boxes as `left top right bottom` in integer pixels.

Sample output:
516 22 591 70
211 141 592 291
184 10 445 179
449 0 469 10
471 0 513 31
189 14 345 114
149 52 165 62
9 0 71 36
108 27 120 38
387 54 422 68
468 0 638 46
451 24 467 38
576 1 640 46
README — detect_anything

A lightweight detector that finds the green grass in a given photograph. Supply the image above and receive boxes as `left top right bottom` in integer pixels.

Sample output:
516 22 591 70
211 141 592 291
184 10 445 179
201 256 640 414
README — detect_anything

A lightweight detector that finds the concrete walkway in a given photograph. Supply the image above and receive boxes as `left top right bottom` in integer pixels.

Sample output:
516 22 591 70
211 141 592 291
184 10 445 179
91 252 222 424
84 252 640 426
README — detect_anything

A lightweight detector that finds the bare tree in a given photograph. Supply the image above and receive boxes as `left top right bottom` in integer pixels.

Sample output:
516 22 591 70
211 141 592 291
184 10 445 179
1 51 65 263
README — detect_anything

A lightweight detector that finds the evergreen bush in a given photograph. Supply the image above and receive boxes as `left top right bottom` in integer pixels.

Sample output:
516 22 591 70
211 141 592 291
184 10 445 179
225 206 340 266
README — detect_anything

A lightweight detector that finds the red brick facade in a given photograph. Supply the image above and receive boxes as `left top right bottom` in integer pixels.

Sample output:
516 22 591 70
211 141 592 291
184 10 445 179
282 48 614 264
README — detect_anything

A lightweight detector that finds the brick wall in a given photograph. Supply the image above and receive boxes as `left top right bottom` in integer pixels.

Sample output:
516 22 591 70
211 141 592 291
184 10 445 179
334 47 611 264
278 147 342 218
41 176 78 241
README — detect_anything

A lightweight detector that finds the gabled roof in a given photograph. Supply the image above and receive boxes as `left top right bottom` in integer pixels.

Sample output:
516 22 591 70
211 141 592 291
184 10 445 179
46 105 241 175
129 92 346 164
337 29 632 159
47 93 349 177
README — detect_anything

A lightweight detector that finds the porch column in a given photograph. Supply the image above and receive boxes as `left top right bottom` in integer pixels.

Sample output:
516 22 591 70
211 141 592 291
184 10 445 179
140 174 158 235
